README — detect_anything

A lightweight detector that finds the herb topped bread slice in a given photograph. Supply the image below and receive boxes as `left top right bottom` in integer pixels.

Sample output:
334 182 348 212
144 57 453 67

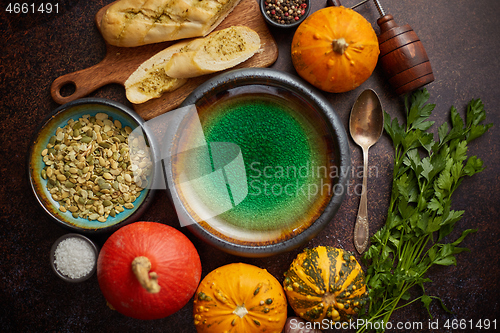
124 26 260 104
100 0 242 47
165 26 261 78
124 40 190 104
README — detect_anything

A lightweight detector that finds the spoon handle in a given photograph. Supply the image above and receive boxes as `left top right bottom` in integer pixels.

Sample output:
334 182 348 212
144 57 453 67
354 147 370 254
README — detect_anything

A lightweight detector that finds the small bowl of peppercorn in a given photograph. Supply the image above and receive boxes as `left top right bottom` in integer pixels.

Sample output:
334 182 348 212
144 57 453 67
260 0 311 29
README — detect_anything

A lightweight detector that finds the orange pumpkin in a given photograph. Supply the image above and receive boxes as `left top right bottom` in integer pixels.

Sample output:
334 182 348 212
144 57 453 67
193 263 287 333
291 6 380 93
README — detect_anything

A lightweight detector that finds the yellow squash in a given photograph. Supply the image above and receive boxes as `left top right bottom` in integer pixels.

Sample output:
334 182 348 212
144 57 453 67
283 246 369 322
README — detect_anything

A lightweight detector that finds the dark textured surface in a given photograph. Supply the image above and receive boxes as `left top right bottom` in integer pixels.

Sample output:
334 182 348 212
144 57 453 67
1 0 499 332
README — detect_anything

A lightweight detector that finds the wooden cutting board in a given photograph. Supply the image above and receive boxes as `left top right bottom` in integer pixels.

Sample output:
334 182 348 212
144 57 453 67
50 0 279 120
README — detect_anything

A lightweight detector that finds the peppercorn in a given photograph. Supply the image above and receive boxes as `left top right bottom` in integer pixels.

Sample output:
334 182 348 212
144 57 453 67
264 0 308 25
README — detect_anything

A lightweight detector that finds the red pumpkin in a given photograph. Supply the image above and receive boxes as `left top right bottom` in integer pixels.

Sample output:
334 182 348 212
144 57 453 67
97 221 202 320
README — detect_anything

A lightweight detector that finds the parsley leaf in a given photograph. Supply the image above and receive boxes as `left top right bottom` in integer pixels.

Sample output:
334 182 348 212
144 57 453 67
357 89 492 333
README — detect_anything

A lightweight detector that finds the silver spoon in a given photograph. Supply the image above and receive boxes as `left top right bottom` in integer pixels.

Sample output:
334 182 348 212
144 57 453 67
349 89 384 254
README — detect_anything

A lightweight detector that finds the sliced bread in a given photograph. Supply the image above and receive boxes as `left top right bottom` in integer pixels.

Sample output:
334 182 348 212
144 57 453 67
124 41 190 104
164 26 261 78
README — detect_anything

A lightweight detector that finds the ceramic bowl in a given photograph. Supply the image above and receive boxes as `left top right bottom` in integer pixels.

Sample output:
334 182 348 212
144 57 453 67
50 233 99 283
28 98 158 234
164 68 350 257
260 0 311 29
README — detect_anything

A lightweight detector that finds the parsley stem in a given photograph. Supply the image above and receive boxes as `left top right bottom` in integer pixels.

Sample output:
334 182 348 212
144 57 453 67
359 90 490 332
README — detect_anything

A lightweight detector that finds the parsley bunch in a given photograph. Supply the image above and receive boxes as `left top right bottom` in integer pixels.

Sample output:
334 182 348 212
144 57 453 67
357 89 492 332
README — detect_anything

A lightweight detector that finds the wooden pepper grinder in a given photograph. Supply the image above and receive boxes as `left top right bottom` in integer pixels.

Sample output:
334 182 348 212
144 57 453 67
373 0 434 95
327 0 434 95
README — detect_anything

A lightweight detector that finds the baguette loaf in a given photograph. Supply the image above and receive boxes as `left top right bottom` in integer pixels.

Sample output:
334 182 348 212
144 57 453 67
100 0 242 47
165 26 261 78
124 41 190 104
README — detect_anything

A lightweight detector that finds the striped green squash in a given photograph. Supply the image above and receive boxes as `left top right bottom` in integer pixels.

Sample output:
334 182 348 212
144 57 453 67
283 246 369 322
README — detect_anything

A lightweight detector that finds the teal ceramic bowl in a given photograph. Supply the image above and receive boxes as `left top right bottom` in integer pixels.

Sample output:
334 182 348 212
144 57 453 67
28 98 158 234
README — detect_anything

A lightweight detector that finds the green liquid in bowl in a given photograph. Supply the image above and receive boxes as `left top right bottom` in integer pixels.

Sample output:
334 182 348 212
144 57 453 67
173 86 336 244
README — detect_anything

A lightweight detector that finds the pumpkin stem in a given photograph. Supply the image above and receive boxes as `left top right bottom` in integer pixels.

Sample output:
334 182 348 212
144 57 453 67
323 292 342 320
132 256 161 294
233 304 248 318
332 38 349 55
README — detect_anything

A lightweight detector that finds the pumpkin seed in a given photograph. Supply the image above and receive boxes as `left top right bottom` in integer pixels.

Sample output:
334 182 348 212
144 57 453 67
95 113 108 121
81 136 92 143
124 173 132 183
40 112 152 223
56 131 64 141
116 135 126 143
103 172 114 180
99 142 111 149
99 183 111 190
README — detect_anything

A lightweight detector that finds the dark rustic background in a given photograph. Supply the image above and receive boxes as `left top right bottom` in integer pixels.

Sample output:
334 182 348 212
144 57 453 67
1 0 499 332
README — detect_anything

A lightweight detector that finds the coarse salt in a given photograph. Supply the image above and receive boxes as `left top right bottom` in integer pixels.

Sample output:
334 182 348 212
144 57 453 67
54 237 95 279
